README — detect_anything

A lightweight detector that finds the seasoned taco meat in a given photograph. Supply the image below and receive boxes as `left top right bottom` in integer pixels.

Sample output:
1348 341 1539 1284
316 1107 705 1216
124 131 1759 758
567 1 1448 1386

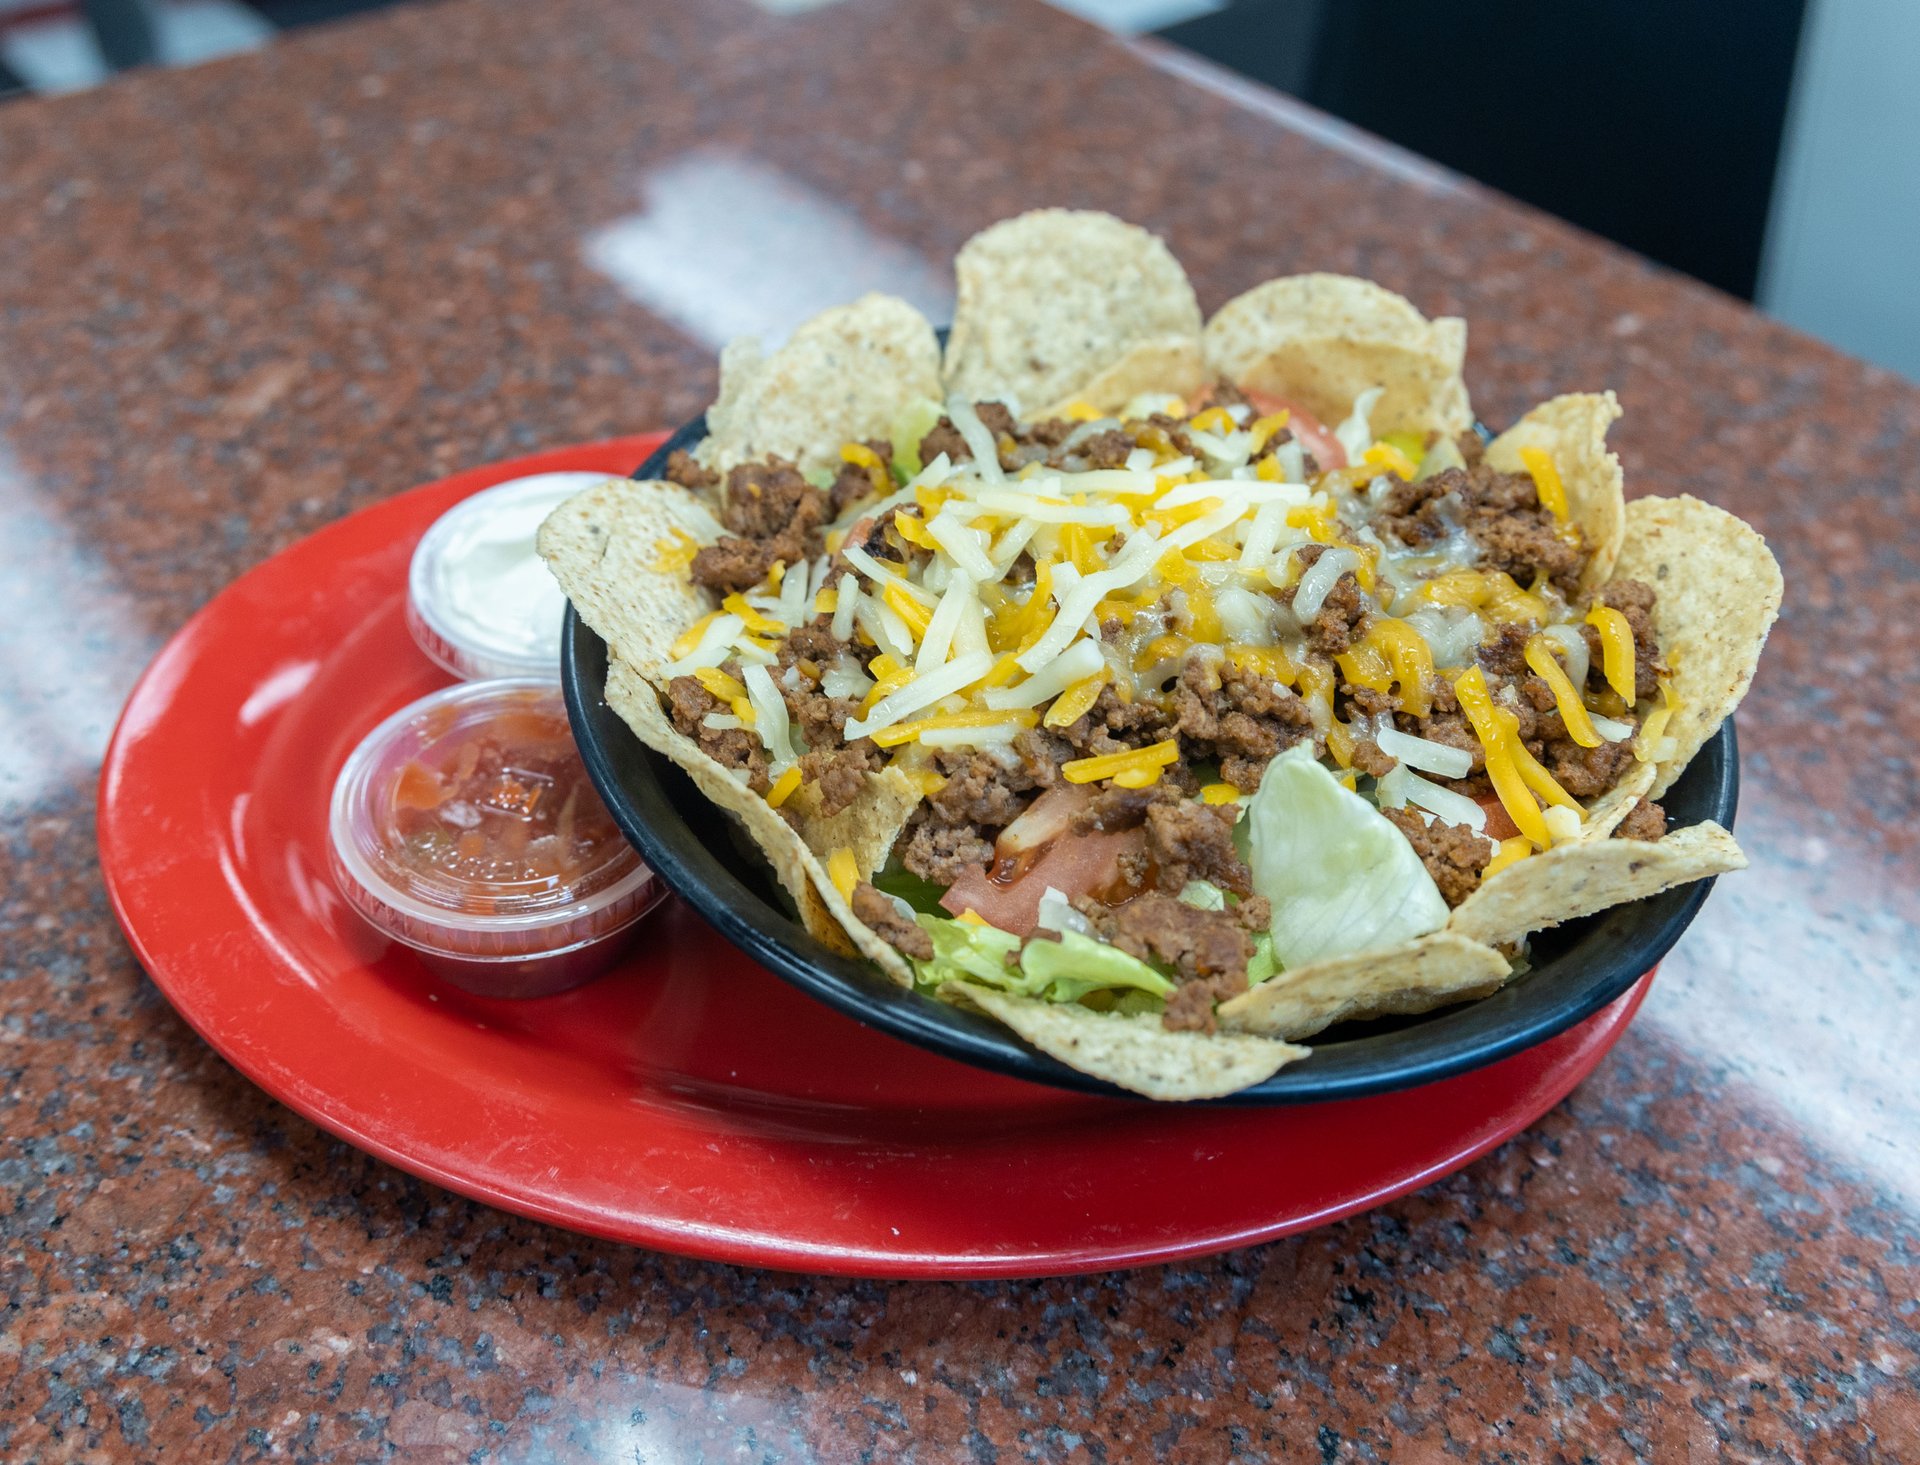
1143 800 1251 897
1080 892 1253 1034
1383 809 1493 907
690 457 828 592
851 882 935 961
664 676 770 792
1171 656 1314 789
1614 798 1668 842
664 448 720 493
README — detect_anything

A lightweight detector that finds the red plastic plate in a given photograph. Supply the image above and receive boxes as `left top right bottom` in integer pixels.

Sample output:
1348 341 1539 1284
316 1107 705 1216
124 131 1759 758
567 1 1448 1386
98 437 1651 1279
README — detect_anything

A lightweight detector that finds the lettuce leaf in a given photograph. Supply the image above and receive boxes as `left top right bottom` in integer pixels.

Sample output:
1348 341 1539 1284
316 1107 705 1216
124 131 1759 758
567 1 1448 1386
1019 931 1177 1004
888 397 946 480
1245 743 1448 969
911 916 1174 1006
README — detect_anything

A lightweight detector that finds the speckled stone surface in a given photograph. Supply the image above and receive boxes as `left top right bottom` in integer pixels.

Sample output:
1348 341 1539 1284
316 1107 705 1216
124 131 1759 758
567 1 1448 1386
2 0 1917 1459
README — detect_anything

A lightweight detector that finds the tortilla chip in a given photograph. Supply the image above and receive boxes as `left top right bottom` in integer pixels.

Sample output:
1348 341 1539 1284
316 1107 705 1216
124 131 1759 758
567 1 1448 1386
536 478 723 675
1201 274 1471 437
1449 820 1746 950
941 980 1308 1101
942 210 1204 416
603 656 916 985
1608 495 1782 799
1214 932 1511 1041
1486 392 1626 589
786 766 925 886
1578 760 1657 840
698 293 941 475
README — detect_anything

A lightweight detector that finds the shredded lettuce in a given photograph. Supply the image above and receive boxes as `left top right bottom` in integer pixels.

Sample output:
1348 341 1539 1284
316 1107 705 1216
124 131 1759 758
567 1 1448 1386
1177 880 1227 912
872 863 948 914
888 397 945 480
1019 931 1176 1003
1246 743 1448 969
910 916 1174 1006
1247 932 1279 986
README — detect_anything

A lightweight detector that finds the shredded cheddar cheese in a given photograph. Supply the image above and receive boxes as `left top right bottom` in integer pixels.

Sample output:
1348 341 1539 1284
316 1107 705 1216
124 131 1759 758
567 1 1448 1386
1586 604 1636 702
1044 669 1109 728
1484 835 1533 879
870 707 1039 748
1519 445 1569 522
1249 410 1291 451
652 528 700 573
1200 782 1241 805
669 609 723 660
721 593 785 636
1455 666 1551 848
765 765 803 808
826 847 859 902
1524 634 1603 748
1062 739 1180 785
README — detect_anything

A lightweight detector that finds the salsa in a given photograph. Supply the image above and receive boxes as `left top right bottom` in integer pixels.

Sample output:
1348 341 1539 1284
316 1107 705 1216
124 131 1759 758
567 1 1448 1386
387 703 622 894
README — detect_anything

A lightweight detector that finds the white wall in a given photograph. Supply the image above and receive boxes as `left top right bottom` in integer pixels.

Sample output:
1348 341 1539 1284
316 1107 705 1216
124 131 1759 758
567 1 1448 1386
1759 0 1920 381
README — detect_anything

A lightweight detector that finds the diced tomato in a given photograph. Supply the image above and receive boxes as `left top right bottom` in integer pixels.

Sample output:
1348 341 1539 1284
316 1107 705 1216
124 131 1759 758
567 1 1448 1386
1477 793 1521 842
940 819 1145 936
1240 389 1346 472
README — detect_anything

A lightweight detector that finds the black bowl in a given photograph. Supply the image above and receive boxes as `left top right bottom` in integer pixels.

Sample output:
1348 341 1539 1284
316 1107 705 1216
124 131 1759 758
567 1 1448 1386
560 417 1738 1103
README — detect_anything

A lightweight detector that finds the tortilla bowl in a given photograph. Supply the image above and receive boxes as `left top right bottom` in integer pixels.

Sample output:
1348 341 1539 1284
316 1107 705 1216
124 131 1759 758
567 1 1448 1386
558 419 1740 1105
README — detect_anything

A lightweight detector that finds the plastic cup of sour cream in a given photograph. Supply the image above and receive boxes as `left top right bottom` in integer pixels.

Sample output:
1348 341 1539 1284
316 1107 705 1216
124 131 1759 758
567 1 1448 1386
406 472 618 681
328 679 663 997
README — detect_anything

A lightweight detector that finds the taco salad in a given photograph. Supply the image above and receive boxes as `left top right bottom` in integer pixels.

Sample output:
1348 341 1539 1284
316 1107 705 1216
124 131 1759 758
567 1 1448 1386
541 210 1780 1100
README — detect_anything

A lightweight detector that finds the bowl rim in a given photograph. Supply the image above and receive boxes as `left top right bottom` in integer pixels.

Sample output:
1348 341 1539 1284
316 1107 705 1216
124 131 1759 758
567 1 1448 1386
559 414 1738 1104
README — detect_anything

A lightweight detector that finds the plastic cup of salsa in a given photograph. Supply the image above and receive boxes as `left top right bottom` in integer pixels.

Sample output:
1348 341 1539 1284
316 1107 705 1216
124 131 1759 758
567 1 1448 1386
328 679 663 997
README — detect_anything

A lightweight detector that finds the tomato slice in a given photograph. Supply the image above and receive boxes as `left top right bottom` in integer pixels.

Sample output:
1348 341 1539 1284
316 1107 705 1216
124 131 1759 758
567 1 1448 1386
1477 793 1521 843
1240 389 1346 472
940 789 1145 937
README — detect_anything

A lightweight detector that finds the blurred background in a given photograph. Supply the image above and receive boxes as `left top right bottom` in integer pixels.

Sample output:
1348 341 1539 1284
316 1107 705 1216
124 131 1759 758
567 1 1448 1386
2 0 1914 381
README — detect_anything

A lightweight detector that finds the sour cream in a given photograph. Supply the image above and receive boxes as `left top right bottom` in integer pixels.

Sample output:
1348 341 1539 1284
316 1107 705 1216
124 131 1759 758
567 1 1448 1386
406 472 615 680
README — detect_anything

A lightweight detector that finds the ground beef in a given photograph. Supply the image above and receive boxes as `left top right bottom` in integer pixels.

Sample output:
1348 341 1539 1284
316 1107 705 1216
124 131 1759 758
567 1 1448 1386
1077 429 1137 470
799 747 880 817
1385 462 1590 591
1283 545 1370 655
1478 622 1542 682
1070 783 1173 833
828 437 895 517
1056 685 1176 758
1544 732 1640 800
781 618 851 665
900 823 996 886
1383 809 1493 907
1025 417 1076 448
1370 475 1456 549
664 448 720 492
899 746 1050 884
1234 895 1272 931
1581 579 1665 701
1170 655 1314 789
689 455 829 592
1350 738 1396 778
1081 892 1252 1034
664 676 770 792
851 883 933 961
1144 800 1251 897
1011 728 1072 789
1615 798 1668 842
918 418 970 468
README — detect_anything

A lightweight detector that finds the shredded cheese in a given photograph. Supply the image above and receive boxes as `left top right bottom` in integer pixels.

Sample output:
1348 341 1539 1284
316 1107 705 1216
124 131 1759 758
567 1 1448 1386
1061 738 1180 785
1586 604 1637 702
1044 668 1109 728
826 848 859 902
1200 782 1241 805
1454 666 1550 848
652 528 700 573
1524 634 1603 748
765 765 803 808
1519 445 1569 522
1483 835 1533 879
869 707 1038 748
722 592 786 637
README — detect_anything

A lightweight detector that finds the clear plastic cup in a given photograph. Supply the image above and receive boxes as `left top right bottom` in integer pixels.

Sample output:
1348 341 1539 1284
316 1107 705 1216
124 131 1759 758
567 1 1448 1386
406 472 616 681
329 679 662 996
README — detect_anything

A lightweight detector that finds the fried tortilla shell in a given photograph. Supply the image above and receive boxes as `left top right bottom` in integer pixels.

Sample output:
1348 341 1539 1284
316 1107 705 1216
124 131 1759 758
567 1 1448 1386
941 980 1309 1101
1608 495 1783 799
1202 274 1471 438
602 656 916 984
1485 391 1627 590
1214 932 1511 1041
698 293 942 476
1449 820 1746 950
536 477 722 674
540 478 924 982
942 210 1205 417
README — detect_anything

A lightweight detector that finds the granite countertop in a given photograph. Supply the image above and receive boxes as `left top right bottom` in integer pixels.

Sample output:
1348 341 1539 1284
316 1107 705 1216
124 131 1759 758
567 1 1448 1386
3 0 1916 1458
